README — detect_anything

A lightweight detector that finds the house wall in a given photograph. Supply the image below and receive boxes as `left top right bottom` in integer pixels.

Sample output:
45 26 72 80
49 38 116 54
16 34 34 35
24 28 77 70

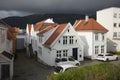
51 24 84 63
6 40 12 53
36 23 84 66
77 31 93 58
97 7 120 51
0 27 7 53
77 31 107 59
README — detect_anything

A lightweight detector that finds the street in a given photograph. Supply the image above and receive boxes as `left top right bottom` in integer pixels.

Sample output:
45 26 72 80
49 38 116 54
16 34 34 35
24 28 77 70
13 50 120 80
13 50 53 80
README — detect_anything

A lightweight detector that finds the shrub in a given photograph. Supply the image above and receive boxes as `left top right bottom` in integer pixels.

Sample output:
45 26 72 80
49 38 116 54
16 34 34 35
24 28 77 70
50 63 120 80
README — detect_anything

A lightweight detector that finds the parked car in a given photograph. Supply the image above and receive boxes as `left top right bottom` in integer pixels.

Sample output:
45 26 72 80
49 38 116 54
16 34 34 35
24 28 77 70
96 53 119 61
55 57 80 66
54 64 77 74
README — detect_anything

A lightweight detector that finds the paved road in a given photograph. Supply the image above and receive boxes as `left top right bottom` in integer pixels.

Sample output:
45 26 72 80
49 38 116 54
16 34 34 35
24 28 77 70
13 51 53 80
13 50 120 80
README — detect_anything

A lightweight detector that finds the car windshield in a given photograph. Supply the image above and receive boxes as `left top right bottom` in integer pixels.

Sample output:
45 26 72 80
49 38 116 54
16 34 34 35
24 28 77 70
98 54 103 56
68 57 75 61
54 66 63 73
61 58 67 62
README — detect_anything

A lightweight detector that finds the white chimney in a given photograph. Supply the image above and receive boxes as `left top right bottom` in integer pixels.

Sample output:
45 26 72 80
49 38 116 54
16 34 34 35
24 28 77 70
85 15 89 22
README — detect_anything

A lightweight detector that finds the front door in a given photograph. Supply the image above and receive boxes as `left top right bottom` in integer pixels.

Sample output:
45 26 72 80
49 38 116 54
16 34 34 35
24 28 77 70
72 48 78 60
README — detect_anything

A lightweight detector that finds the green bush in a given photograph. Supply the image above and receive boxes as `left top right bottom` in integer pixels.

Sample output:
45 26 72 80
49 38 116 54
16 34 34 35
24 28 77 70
50 63 120 80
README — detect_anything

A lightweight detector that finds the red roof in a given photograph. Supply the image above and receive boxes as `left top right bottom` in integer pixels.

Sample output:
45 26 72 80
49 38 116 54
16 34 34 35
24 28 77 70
74 18 108 32
44 23 67 46
34 21 57 31
27 21 57 33
37 24 57 35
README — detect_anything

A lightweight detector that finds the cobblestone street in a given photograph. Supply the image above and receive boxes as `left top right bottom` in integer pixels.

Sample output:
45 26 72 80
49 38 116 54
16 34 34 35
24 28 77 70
13 50 53 80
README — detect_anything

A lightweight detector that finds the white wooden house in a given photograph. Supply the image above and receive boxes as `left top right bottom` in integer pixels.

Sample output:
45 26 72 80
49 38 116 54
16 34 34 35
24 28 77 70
36 23 84 66
73 16 108 59
0 21 14 80
25 19 84 66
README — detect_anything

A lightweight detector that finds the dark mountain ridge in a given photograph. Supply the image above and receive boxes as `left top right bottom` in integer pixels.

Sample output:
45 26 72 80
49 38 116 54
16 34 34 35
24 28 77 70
2 13 96 29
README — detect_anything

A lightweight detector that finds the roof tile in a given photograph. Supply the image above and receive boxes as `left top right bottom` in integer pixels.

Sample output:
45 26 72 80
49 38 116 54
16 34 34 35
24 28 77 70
44 23 67 46
74 18 108 32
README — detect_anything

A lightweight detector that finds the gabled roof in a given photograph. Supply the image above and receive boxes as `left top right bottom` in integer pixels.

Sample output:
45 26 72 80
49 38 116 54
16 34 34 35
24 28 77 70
44 23 67 46
27 19 56 33
0 20 10 28
74 18 108 32
34 22 56 31
37 24 57 35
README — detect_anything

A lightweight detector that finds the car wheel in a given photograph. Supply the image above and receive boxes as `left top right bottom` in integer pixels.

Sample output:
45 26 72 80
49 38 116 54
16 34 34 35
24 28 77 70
106 58 109 61
76 63 79 66
116 57 118 60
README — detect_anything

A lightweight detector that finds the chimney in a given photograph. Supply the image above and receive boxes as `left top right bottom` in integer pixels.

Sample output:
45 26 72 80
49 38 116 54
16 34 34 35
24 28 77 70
85 15 89 22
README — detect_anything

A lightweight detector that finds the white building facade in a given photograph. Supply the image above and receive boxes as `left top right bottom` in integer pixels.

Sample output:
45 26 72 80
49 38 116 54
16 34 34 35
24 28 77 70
37 23 84 66
97 7 120 52
25 19 84 66
0 22 13 80
74 17 108 59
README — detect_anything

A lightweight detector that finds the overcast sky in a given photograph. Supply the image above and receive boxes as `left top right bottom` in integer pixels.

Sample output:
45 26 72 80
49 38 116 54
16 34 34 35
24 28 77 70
0 0 120 19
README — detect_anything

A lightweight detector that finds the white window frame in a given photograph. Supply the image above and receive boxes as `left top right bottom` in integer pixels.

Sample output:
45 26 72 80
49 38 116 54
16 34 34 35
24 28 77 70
95 46 99 54
95 33 99 41
63 36 67 44
69 36 74 44
102 33 104 41
113 32 117 38
101 45 104 53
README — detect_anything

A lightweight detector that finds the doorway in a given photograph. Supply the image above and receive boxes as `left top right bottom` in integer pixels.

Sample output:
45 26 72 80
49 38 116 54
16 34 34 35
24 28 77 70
72 48 78 60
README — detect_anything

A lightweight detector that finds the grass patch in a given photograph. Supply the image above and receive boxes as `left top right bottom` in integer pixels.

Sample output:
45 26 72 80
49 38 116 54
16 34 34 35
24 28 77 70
50 63 120 80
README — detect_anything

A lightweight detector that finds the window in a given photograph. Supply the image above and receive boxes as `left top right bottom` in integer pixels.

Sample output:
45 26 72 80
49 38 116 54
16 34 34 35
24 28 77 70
69 36 74 44
95 46 99 54
119 23 120 27
113 23 117 27
63 50 68 57
63 36 67 44
56 50 61 58
58 40 60 43
68 29 69 32
114 13 117 18
95 33 99 41
101 46 104 53
102 33 104 41
113 32 117 38
119 32 120 37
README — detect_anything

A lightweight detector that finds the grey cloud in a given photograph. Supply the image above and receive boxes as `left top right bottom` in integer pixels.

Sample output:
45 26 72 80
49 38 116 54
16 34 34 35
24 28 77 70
0 10 34 19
